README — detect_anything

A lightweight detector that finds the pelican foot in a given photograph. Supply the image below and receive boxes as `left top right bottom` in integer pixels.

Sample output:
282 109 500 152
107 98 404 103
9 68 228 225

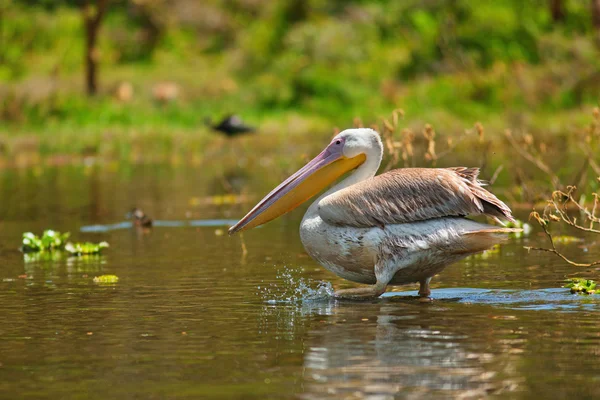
418 278 432 303
334 285 386 300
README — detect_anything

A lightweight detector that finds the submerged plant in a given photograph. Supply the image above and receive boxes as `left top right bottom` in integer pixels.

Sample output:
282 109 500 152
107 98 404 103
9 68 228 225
93 275 119 284
563 278 598 295
65 241 109 256
21 230 70 253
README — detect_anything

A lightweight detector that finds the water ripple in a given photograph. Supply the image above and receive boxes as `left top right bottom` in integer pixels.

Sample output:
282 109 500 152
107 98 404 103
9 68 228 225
80 219 240 232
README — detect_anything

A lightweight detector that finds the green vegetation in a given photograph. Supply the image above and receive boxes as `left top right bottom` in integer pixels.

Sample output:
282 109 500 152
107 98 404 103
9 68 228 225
1 0 599 162
21 230 70 252
563 278 598 295
21 229 108 257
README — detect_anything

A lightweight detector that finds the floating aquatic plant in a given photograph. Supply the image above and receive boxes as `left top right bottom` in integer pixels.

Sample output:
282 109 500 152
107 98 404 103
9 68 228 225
21 230 109 259
65 241 109 256
21 230 70 253
93 275 119 284
563 278 598 295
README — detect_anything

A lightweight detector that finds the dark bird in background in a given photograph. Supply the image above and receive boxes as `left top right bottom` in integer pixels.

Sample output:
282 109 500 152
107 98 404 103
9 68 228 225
127 208 153 228
206 114 256 137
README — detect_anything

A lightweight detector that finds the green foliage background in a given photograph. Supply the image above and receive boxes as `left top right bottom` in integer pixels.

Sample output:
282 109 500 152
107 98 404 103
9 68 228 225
0 0 599 155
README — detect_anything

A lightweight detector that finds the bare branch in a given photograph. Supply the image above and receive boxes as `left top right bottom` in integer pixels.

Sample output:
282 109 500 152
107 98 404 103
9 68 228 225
546 186 600 233
525 246 600 267
489 164 504 185
526 183 600 267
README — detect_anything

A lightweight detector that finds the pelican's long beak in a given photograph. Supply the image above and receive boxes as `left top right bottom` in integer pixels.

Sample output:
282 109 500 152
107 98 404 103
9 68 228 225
229 144 366 234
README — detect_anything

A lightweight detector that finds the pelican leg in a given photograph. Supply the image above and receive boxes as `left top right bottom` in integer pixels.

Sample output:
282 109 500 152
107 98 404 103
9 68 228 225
334 260 394 300
418 277 433 303
333 281 388 300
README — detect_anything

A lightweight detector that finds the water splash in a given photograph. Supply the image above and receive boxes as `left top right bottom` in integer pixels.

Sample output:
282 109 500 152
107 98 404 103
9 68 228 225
259 267 334 303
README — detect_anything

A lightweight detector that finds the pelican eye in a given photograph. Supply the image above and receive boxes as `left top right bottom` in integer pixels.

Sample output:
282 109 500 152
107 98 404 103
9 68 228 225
335 140 341 145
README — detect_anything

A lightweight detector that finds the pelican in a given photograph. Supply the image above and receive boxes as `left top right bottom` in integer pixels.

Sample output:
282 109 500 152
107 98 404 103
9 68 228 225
229 128 519 300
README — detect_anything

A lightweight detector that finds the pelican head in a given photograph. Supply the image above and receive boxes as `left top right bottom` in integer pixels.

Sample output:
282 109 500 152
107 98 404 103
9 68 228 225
229 128 382 234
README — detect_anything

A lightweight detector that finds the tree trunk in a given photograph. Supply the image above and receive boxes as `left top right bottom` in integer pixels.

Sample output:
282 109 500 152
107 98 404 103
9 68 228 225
549 0 565 22
593 0 600 29
83 0 109 96
593 0 600 46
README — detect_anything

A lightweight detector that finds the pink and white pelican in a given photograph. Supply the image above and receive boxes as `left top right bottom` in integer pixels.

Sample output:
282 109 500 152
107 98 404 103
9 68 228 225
229 128 519 300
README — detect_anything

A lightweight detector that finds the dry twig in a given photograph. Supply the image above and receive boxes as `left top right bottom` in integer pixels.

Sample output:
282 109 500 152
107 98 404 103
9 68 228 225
525 185 600 267
380 109 404 172
423 124 437 165
525 211 600 267
543 186 600 233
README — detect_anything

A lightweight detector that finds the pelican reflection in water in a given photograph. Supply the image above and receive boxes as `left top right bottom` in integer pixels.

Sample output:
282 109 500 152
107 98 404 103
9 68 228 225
229 129 519 300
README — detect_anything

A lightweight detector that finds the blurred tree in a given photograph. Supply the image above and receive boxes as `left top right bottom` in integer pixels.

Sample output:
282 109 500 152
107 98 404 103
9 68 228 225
0 2 4 66
83 0 109 95
593 0 600 29
549 0 565 22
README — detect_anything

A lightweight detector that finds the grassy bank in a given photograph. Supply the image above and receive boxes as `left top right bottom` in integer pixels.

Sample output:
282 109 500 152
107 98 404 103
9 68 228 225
0 1 599 186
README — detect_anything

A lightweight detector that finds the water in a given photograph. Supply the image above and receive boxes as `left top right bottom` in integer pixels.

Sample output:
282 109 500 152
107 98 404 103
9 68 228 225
1 165 599 399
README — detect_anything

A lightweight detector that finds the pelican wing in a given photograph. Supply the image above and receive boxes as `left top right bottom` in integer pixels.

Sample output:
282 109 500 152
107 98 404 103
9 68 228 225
318 167 514 227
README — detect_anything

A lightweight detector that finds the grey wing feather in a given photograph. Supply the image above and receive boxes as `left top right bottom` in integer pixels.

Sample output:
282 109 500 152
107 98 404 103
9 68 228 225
318 167 515 228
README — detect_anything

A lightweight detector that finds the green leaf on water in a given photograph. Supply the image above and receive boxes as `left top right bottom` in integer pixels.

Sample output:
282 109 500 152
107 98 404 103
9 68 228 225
563 278 598 295
93 275 119 284
65 241 109 256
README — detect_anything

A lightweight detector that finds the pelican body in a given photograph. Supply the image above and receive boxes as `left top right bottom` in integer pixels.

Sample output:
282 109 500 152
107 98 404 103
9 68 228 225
229 129 518 299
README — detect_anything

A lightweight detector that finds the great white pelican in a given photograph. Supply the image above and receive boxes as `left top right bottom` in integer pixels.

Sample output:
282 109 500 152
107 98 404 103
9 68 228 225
229 128 519 300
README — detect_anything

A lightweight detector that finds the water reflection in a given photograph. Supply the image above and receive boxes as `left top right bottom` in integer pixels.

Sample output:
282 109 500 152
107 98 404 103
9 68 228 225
291 302 519 399
80 219 239 232
22 251 107 288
